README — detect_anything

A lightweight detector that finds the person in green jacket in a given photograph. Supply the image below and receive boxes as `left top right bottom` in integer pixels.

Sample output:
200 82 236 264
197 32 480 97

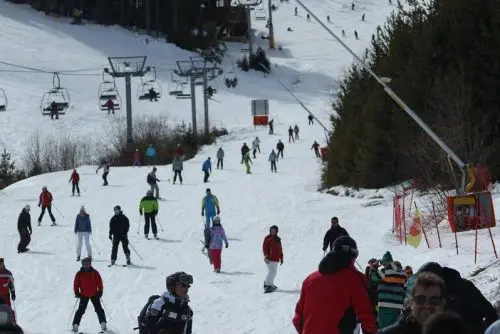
243 152 253 174
172 155 183 185
139 190 159 239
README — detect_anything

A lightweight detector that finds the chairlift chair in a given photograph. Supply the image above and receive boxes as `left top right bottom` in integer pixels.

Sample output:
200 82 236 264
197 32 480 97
98 71 122 111
169 72 189 97
40 73 70 116
138 67 162 101
0 88 7 111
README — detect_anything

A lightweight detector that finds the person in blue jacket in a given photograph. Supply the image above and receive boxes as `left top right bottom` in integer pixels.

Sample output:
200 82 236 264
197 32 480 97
74 206 92 261
145 144 157 165
202 157 212 183
201 188 220 228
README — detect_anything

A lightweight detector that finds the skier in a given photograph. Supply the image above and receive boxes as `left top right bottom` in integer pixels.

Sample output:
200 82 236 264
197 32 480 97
293 124 300 140
202 157 212 183
268 119 274 134
172 155 183 185
354 30 359 40
132 149 141 167
294 6 298 15
17 205 32 253
104 98 115 115
0 258 15 308
362 13 365 21
38 186 56 226
216 147 224 170
49 101 59 120
69 169 80 196
241 143 250 164
288 126 294 143
96 162 110 186
276 140 285 159
269 149 278 173
311 141 321 158
308 113 314 125
306 13 310 21
72 257 107 333
140 190 159 239
147 167 160 199
145 144 157 165
109 205 131 266
351 2 355 10
243 152 253 174
326 15 330 23
262 225 283 293
142 272 193 333
252 137 261 158
203 216 228 273
75 206 92 261
148 87 158 102
342 29 346 37
201 188 220 228
322 216 349 253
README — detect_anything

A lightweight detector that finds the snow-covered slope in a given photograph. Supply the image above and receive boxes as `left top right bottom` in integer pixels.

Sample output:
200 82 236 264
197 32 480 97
0 1 498 333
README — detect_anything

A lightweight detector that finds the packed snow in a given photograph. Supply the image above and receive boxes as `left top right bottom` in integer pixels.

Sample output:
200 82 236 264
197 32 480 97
0 0 498 333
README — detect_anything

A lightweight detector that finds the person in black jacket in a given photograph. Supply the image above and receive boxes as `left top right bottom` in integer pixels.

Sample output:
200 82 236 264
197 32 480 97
417 262 498 333
17 205 32 253
144 271 193 334
109 205 131 266
322 216 349 253
241 143 250 164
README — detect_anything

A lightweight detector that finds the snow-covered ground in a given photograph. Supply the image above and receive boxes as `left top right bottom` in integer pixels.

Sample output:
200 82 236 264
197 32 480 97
0 0 498 333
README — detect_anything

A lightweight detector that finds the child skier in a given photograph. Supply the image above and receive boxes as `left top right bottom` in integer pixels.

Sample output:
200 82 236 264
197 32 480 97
203 216 228 273
69 169 80 196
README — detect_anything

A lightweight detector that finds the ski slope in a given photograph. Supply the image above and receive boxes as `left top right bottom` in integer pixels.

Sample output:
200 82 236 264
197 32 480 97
0 1 499 333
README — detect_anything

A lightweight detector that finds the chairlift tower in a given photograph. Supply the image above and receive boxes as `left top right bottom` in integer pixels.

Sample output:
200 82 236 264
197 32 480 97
268 0 275 49
175 57 224 135
237 0 263 58
105 56 150 144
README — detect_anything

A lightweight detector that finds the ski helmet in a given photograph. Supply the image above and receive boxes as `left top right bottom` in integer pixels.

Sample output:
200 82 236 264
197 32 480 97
42 186 47 191
213 216 221 224
146 189 153 196
332 236 358 259
24 205 30 211
166 272 193 292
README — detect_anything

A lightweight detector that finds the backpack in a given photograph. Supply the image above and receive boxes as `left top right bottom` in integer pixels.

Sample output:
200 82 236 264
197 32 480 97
146 173 154 184
136 294 161 333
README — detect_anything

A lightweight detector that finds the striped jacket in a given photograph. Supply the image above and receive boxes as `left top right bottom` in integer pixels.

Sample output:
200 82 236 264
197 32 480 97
378 264 407 309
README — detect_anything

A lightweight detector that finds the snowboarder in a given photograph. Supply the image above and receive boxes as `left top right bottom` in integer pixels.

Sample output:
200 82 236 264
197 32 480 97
243 152 253 174
96 162 110 186
69 169 80 196
203 216 228 273
145 144 157 165
132 149 141 167
104 98 115 115
147 167 160 199
308 113 314 125
172 155 183 185
140 190 159 239
0 258 15 308
293 124 300 140
262 225 283 293
269 150 278 173
202 157 212 183
322 216 349 253
72 257 107 333
276 140 285 159
201 188 220 229
268 119 274 134
216 147 224 170
142 272 193 333
252 137 261 158
17 205 32 253
38 186 56 226
288 126 294 143
109 205 131 266
241 143 250 164
75 206 92 262
311 141 321 158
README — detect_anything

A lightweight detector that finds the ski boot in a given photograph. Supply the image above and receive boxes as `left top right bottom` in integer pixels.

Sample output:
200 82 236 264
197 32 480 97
76 256 80 261
126 255 131 265
154 234 159 240
51 221 57 226
72 324 79 333
100 322 107 331
145 234 150 240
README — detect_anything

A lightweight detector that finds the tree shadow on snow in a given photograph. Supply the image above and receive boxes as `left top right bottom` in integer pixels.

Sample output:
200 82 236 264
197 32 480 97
27 251 53 255
128 264 156 270
276 289 300 294
227 238 242 242
156 239 182 243
219 271 254 276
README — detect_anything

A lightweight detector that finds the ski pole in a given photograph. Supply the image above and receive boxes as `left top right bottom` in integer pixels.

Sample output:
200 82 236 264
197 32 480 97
91 235 101 255
128 241 143 260
67 298 79 328
53 205 65 218
137 215 142 234
157 217 164 232
355 260 363 271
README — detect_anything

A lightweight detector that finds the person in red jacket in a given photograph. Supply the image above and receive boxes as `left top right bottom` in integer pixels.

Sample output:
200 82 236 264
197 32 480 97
37 186 56 226
69 169 80 196
293 236 376 334
262 225 283 293
72 257 107 333
0 258 15 309
132 149 141 167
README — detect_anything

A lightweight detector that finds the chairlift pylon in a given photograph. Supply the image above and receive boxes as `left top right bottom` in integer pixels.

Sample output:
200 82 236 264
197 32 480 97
138 66 162 102
0 88 8 111
98 70 121 112
40 73 70 116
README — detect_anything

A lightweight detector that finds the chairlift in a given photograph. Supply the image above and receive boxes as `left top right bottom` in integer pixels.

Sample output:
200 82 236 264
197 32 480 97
138 67 162 102
98 71 121 112
169 72 190 97
0 88 7 111
224 63 239 89
40 73 70 116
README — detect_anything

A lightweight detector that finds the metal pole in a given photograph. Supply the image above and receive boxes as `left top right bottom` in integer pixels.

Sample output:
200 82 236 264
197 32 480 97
125 74 133 144
203 71 209 135
190 74 197 135
268 0 275 49
247 5 253 58
294 0 467 191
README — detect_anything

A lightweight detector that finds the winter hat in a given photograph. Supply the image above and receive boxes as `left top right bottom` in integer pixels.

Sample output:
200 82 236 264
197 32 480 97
166 272 193 292
319 236 358 274
113 205 121 212
380 251 393 265
23 205 30 212
81 257 91 264
269 225 279 233
146 189 153 196
332 236 358 259
213 216 221 225
79 206 86 213
368 258 378 265
42 186 47 191
418 262 444 278
331 216 339 224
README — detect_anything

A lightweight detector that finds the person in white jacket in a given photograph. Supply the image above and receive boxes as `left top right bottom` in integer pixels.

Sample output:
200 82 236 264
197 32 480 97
74 206 92 261
252 137 261 158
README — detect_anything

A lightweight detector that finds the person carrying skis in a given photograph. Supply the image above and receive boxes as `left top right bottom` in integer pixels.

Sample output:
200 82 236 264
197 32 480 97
96 162 110 186
288 126 294 143
17 205 32 253
172 155 183 185
203 216 228 273
311 141 321 158
268 119 274 134
241 143 250 164
262 225 283 293
38 186 56 226
202 157 212 183
147 167 160 199
142 272 193 334
74 206 92 262
72 257 107 333
322 216 349 253
308 114 314 125
243 152 253 174
201 188 220 228
269 149 278 173
69 169 80 196
293 124 300 140
252 137 261 158
145 144 157 165
216 147 224 170
0 258 15 308
109 205 131 266
140 190 159 240
276 140 285 159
